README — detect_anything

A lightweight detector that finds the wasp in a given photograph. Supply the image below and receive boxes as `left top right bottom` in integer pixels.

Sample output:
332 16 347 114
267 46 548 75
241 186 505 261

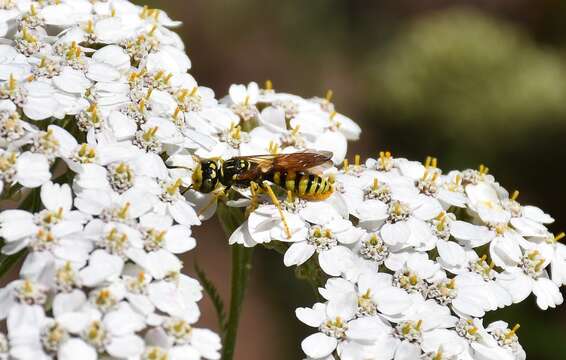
191 150 334 200
191 151 335 238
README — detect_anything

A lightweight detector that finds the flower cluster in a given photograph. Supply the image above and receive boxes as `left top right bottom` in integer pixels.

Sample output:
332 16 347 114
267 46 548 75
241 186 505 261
233 153 564 359
0 1 361 359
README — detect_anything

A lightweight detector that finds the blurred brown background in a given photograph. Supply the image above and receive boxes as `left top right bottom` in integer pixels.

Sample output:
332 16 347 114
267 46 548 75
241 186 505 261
134 1 566 359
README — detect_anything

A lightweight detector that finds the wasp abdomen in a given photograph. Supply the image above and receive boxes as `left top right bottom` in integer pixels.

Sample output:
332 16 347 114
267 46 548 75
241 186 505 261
266 171 333 201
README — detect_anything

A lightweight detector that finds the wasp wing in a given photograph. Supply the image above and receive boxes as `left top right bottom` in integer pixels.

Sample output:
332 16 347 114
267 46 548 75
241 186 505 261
232 150 333 181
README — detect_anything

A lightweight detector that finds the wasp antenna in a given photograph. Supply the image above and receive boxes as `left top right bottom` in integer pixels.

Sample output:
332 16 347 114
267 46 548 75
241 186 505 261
262 181 291 240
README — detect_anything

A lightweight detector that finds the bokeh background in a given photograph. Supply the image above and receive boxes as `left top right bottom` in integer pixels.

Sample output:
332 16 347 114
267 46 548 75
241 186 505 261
4 1 565 359
131 1 566 359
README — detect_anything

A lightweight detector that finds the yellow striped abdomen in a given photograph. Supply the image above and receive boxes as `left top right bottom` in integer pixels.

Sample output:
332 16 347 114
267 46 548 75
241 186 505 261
267 171 333 201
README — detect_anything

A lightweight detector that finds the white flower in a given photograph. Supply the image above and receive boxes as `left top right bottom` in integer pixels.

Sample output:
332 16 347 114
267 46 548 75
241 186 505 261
145 318 222 360
282 216 361 276
497 249 563 310
297 295 384 359
64 303 146 359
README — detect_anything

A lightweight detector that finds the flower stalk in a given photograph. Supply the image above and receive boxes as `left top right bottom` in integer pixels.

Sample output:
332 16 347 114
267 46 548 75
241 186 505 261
216 203 254 360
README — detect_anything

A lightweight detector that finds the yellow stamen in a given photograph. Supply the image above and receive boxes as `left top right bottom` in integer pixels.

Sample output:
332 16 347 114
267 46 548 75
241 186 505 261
8 74 16 91
511 190 519 201
145 88 153 100
117 202 130 219
173 107 181 120
291 125 300 135
152 9 160 21
85 20 94 34
425 156 432 168
354 154 361 167
143 127 159 141
264 79 273 90
528 250 540 260
140 5 149 19
507 324 520 337
342 159 349 172
325 89 333 102
147 24 157 36
555 232 565 242
154 70 164 80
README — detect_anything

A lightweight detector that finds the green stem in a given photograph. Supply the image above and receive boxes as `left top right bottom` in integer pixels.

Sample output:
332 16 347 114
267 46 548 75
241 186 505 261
222 244 254 360
216 203 254 360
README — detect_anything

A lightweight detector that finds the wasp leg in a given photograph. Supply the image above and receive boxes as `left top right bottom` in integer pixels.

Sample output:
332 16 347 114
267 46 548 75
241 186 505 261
245 181 262 218
262 181 292 240
197 186 225 217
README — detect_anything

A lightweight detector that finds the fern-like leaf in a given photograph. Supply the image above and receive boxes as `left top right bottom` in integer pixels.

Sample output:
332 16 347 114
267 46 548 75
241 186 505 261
194 262 227 333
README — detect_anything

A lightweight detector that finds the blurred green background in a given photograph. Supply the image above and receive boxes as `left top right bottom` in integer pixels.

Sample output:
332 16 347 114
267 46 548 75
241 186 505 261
137 1 566 359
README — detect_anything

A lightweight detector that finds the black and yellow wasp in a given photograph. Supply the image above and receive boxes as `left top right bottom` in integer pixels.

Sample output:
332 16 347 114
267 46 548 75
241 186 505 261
191 150 335 201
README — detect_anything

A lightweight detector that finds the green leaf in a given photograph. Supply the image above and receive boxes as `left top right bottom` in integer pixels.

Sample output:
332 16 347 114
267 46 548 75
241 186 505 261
194 262 227 332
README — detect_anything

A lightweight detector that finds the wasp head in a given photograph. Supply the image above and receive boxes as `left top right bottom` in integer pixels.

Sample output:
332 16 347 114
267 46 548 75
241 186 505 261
192 159 220 193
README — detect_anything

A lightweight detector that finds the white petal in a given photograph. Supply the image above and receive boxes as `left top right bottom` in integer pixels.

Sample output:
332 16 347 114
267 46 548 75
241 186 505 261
41 182 72 211
301 333 337 359
169 200 201 226
104 303 146 336
15 152 50 187
79 250 124 286
497 271 533 303
190 328 222 359
374 287 412 316
58 338 96 360
106 334 144 358
284 242 315 267
296 305 325 328
532 277 563 310
381 222 411 248
318 246 353 276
